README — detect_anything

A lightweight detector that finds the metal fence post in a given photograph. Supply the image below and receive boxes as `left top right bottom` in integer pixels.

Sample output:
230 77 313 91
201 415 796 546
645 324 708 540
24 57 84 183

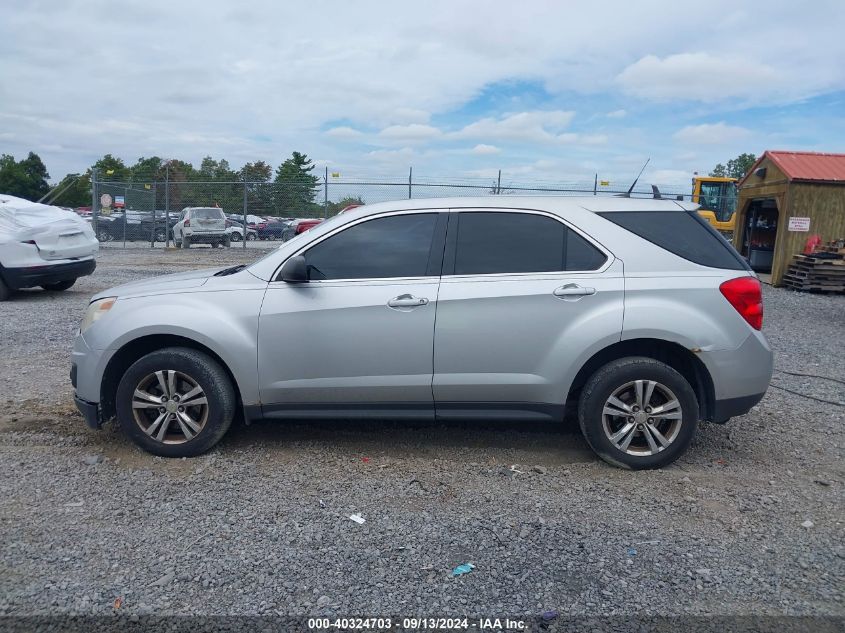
242 176 248 250
408 166 412 199
497 169 502 195
151 182 157 247
324 167 329 218
164 164 171 248
91 168 99 243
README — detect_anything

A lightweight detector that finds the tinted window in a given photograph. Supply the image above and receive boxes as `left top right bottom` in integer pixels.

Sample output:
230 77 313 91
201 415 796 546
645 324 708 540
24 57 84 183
599 210 747 270
192 208 224 220
452 212 606 275
304 213 438 280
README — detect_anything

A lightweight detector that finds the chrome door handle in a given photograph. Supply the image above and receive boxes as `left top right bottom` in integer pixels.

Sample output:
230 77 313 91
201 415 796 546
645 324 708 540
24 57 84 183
387 294 429 308
553 284 596 298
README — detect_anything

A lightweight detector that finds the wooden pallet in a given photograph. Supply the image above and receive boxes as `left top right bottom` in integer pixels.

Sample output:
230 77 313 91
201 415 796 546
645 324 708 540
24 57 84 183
783 240 845 294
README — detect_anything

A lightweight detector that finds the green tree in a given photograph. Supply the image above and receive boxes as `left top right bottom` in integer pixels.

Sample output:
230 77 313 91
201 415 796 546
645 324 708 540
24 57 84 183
327 195 365 215
274 151 320 212
49 172 92 207
0 152 51 201
710 153 756 179
242 161 274 216
92 154 130 181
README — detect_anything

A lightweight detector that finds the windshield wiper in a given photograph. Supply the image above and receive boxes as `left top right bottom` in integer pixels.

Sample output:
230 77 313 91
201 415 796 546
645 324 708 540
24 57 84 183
214 264 247 277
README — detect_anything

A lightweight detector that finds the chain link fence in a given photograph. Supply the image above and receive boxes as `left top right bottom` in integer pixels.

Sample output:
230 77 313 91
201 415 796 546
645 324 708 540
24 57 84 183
87 170 709 248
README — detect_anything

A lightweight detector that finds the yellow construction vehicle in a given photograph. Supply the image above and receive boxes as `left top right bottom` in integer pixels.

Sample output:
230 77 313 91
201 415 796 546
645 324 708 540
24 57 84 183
693 176 738 233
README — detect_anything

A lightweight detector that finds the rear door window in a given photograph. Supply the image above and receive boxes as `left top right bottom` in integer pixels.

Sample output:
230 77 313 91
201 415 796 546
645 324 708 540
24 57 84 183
448 211 606 275
599 210 748 270
193 208 224 220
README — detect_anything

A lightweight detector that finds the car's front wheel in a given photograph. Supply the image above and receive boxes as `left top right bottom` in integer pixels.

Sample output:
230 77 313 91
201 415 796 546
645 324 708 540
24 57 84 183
578 357 698 470
115 347 235 457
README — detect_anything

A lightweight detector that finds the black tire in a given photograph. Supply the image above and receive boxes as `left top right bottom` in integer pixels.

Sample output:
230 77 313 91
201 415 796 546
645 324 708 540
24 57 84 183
155 230 167 242
578 357 699 470
247 233 256 241
230 232 241 242
41 279 76 291
115 347 235 457
267 234 276 241
223 236 231 248
0 276 10 301
183 236 191 249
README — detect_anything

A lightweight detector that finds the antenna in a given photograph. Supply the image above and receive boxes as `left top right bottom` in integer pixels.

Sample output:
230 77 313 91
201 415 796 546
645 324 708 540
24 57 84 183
624 158 650 197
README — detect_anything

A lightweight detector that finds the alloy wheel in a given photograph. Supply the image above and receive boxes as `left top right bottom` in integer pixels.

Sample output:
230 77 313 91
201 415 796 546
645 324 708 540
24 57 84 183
601 380 683 456
131 370 208 444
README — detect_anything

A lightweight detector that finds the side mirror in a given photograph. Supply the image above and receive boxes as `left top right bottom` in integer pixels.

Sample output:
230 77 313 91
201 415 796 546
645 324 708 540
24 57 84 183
279 255 308 282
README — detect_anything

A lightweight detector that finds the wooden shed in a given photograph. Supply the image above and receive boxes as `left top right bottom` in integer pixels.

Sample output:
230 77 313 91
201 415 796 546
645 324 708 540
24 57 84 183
733 150 845 286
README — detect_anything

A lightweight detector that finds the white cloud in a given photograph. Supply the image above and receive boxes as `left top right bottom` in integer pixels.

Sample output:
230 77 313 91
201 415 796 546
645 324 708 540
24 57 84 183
606 109 627 118
470 144 500 155
453 111 576 143
617 53 782 102
365 147 416 162
673 122 751 145
325 126 364 140
378 124 442 142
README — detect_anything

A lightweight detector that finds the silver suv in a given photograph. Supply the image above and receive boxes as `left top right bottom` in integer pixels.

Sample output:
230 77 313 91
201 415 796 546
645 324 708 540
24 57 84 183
71 197 773 469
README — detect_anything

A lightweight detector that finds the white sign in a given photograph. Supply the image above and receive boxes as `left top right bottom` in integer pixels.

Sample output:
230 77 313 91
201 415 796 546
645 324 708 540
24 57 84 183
100 193 112 207
788 217 811 232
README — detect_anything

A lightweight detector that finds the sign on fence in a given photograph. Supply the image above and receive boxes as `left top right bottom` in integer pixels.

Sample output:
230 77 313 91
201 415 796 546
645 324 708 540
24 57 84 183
114 195 125 208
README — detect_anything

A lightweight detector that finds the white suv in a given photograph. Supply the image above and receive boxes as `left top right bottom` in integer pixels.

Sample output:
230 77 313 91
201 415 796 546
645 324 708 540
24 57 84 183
173 207 229 248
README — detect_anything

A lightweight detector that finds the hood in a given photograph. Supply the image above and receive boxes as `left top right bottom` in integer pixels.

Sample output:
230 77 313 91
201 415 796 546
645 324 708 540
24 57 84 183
93 267 225 300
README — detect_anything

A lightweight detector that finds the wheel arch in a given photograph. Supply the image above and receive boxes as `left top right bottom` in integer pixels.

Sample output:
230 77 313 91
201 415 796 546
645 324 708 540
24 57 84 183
565 338 715 422
100 334 244 422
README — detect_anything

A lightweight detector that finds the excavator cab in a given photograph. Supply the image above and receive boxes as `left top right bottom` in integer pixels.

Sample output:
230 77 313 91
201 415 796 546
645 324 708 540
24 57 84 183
693 177 737 233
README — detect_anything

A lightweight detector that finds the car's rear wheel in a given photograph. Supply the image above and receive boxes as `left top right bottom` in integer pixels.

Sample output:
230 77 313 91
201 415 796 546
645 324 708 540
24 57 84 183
0 276 10 301
115 347 235 457
247 233 256 241
182 236 191 249
41 279 76 291
230 231 241 242
155 230 167 242
222 236 231 248
578 357 698 470
267 234 276 241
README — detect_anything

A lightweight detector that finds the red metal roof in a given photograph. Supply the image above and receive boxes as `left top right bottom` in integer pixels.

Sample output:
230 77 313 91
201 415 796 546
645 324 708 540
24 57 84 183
742 150 845 185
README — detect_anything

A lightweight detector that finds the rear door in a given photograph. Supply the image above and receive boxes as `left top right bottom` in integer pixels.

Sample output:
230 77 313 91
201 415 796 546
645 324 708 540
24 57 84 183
258 210 448 418
433 209 624 420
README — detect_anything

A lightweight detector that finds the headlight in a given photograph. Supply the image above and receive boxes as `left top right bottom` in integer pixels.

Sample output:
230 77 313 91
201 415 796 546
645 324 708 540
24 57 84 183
80 297 116 333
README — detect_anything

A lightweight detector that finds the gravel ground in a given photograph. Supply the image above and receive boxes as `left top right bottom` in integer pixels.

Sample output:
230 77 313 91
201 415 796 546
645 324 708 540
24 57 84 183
0 248 843 621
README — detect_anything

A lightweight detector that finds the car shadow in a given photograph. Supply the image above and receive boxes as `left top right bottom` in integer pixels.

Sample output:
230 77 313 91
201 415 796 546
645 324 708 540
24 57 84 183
221 415 595 466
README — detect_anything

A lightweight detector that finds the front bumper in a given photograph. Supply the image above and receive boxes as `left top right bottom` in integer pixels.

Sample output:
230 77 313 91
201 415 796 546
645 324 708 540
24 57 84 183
74 394 101 429
2 258 96 290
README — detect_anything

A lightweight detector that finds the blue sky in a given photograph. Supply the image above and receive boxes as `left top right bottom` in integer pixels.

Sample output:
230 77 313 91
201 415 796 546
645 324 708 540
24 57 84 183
2 0 844 190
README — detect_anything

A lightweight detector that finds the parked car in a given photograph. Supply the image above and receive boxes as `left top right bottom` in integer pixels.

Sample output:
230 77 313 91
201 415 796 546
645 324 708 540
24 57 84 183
89 210 177 243
256 218 290 241
172 207 230 248
1 193 98 300
281 218 323 242
226 219 257 242
71 197 773 468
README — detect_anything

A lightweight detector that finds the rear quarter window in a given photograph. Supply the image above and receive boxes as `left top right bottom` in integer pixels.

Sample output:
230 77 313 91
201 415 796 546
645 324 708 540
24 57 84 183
598 210 748 270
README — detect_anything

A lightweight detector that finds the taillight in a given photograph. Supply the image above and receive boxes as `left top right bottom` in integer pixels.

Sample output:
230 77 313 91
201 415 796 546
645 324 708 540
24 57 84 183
720 277 763 330
183 219 190 227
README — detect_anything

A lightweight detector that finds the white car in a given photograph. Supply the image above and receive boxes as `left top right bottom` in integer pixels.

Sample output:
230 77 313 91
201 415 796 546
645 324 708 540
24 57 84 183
226 222 257 241
0 194 98 301
172 207 230 248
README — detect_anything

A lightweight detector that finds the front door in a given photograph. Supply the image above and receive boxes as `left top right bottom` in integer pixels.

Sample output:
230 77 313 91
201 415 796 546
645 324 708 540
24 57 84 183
258 211 447 419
